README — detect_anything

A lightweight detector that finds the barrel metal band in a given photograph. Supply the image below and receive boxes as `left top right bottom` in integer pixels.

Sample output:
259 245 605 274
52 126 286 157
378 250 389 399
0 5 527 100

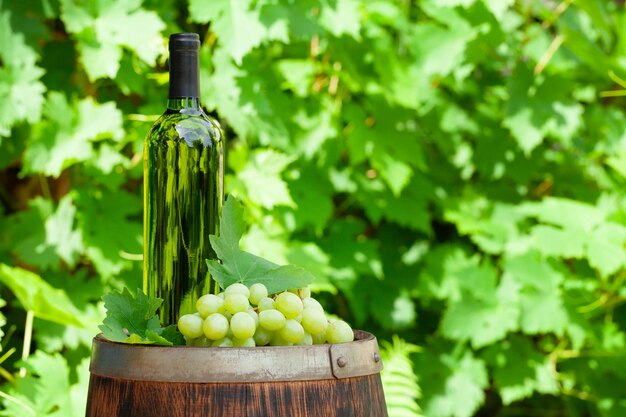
90 330 383 383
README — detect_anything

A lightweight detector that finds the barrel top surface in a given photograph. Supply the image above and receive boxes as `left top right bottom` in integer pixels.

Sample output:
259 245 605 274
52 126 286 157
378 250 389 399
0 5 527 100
90 330 383 383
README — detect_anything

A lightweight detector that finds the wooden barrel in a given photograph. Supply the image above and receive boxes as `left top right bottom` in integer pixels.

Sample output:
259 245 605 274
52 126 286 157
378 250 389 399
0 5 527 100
85 330 388 417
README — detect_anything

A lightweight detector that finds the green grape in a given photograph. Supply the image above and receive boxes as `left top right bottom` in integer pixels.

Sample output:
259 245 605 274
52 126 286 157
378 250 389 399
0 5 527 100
233 337 256 347
230 311 256 339
217 292 225 299
225 283 250 297
212 337 233 347
270 331 293 346
192 337 212 347
248 283 268 305
224 293 250 314
246 308 259 327
274 292 303 319
302 297 324 311
196 294 225 318
280 319 305 343
311 331 326 345
257 297 275 311
259 309 287 331
178 314 204 339
295 332 313 346
253 327 274 346
202 313 229 340
301 308 328 335
326 320 354 344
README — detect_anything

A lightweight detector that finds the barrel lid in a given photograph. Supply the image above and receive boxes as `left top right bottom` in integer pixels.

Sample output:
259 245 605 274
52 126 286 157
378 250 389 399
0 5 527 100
90 330 383 383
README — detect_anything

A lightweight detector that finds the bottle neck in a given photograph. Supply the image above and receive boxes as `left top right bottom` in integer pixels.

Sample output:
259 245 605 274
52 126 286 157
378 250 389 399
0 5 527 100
168 49 200 100
166 97 201 111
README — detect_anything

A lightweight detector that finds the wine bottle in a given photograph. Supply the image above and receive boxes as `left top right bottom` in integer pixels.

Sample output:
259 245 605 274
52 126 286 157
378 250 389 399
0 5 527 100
143 33 224 325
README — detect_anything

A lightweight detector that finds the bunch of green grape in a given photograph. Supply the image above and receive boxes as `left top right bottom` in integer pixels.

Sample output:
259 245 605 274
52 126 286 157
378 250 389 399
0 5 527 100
177 283 354 347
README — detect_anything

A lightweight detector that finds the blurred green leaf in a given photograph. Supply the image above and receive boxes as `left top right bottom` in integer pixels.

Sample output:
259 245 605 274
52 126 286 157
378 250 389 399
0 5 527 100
238 150 295 209
60 0 165 80
0 2 45 136
22 93 124 177
319 0 362 39
0 264 83 327
483 335 559 405
75 188 142 279
504 66 583 154
1 351 75 417
190 0 265 64
441 262 519 348
418 349 488 417
502 252 568 335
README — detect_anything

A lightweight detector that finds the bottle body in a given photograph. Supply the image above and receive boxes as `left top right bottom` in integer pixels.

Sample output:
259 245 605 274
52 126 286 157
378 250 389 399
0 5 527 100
144 100 224 325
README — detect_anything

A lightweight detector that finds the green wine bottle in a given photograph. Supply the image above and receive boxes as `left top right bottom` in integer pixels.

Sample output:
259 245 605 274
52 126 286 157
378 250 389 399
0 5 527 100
143 33 224 325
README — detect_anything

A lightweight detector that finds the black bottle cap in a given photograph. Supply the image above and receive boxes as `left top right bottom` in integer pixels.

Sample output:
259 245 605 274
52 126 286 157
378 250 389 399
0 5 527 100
168 33 200 99
169 33 201 51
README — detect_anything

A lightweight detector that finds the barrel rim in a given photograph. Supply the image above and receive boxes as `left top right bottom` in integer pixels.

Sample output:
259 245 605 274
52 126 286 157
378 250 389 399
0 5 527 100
90 330 383 383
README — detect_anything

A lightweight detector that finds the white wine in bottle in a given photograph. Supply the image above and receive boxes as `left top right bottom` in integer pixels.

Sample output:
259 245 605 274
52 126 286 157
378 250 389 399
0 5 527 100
143 33 224 325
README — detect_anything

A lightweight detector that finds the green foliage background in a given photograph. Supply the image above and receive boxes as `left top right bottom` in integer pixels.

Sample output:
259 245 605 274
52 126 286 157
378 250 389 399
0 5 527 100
1 0 626 416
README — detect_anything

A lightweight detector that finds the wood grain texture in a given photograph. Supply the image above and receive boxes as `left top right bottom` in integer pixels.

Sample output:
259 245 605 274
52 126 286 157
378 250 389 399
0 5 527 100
85 373 388 417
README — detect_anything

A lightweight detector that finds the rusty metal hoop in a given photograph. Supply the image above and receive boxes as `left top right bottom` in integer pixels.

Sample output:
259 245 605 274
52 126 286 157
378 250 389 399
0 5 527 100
90 330 383 383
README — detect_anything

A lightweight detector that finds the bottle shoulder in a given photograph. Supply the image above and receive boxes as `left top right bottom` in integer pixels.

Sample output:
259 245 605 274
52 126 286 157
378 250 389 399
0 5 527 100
147 109 224 148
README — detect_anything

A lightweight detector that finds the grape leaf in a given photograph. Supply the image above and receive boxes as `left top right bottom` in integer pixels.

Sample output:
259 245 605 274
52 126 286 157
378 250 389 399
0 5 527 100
528 225 586 259
70 358 91 417
22 93 124 177
75 187 142 279
0 264 84 327
319 0 362 39
274 59 318 97
1 351 73 416
483 0 515 20
586 223 626 277
60 0 165 80
503 66 583 154
345 101 424 196
206 197 315 293
370 284 416 330
384 173 434 234
43 194 84 268
520 197 604 233
418 348 488 417
0 3 46 136
483 335 559 405
502 252 568 335
445 200 525 255
189 0 266 64
238 150 295 209
284 165 334 232
99 288 184 346
441 263 520 348
1 197 58 269
407 13 474 78
35 302 104 352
